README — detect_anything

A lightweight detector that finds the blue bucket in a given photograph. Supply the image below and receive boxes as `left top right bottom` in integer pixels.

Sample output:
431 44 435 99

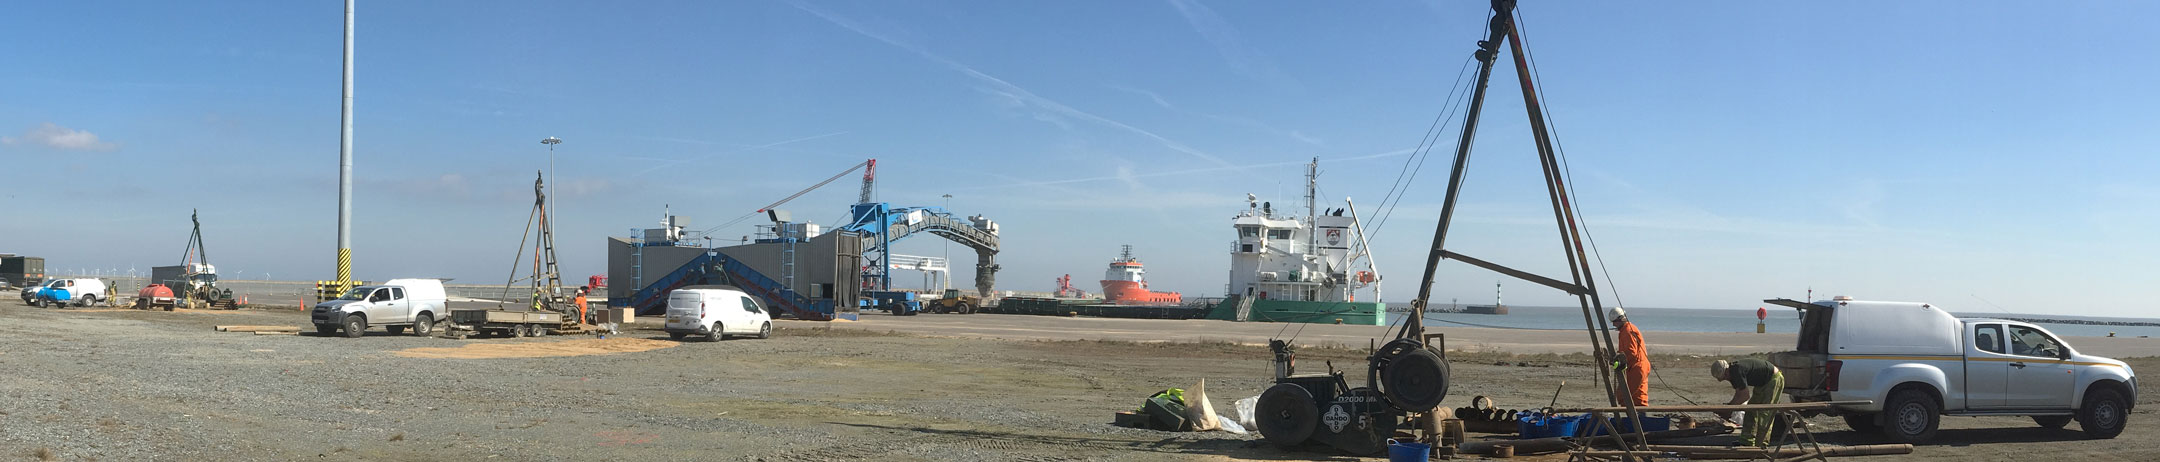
1386 439 1431 462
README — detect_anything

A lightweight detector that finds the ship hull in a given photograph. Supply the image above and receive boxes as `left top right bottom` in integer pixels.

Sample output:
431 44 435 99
1100 280 1181 305
1205 297 1384 326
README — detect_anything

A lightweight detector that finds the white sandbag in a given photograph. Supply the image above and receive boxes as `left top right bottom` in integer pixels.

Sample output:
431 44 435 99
1184 379 1221 431
1234 395 1260 430
1217 415 1247 434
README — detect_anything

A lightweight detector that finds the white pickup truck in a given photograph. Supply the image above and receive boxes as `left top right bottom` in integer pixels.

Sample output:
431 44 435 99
1768 297 2136 443
310 279 449 338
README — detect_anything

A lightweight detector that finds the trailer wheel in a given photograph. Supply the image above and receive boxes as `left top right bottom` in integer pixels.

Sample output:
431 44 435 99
341 315 367 338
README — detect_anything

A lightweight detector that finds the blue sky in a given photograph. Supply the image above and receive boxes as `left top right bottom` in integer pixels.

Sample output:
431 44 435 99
3 1 2157 317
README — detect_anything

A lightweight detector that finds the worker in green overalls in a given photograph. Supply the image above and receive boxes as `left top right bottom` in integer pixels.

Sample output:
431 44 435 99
1710 358 1784 446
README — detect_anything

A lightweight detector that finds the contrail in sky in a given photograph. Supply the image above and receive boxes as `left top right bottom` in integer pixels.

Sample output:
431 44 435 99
786 0 1231 167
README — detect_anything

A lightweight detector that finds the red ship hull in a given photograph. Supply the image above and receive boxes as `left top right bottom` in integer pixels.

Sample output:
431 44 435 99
1100 280 1181 305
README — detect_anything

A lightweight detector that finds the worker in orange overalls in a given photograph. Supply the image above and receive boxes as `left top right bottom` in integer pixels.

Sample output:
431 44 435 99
573 286 590 324
1611 306 1651 407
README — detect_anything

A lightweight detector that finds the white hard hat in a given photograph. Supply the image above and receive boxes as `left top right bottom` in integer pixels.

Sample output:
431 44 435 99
1609 306 1626 319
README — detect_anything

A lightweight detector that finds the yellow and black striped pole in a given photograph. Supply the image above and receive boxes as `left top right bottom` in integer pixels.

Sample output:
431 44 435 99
333 0 355 300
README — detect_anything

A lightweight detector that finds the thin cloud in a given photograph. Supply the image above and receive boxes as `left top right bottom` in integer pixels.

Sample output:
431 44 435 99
1108 85 1175 109
630 131 851 176
1166 0 1292 86
1110 83 1322 147
1 123 117 151
788 1 1229 167
961 148 1415 191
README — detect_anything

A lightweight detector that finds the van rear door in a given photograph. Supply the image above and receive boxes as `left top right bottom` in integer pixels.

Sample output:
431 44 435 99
664 292 702 329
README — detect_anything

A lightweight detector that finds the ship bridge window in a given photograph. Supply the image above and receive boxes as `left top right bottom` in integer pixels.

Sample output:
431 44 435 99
1239 226 1260 238
1267 229 1293 240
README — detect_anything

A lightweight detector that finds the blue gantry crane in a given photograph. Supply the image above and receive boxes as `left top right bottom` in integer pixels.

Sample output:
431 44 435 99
616 158 999 320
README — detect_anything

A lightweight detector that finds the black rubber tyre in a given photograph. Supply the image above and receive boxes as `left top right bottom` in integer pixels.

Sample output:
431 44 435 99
342 315 367 338
669 332 686 341
1255 383 1318 449
1881 388 1940 444
757 322 772 339
386 326 406 335
706 324 725 342
77 295 96 307
1381 348 1450 412
512 324 530 338
959 303 974 314
411 314 434 336
1843 413 1881 433
532 325 547 337
2078 387 2128 439
2034 415 2073 429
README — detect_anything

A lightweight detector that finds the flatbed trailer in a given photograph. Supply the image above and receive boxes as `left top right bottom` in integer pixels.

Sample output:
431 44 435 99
446 309 584 338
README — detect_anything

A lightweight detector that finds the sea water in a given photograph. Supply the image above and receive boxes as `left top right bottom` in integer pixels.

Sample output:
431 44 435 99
1383 304 2160 339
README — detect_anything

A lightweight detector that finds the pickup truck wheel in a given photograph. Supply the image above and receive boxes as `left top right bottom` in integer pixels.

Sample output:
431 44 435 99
411 314 435 336
706 324 725 342
1882 388 1940 443
341 315 367 338
1842 413 1881 433
2078 388 2128 439
2033 415 2073 429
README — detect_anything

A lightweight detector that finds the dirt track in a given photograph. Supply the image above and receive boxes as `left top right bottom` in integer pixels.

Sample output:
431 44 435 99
0 299 2153 461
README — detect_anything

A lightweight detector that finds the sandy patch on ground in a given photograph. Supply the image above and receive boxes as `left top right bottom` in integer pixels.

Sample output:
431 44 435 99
394 337 679 359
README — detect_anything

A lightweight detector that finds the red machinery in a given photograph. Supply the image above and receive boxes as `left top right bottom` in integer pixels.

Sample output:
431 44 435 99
136 284 177 311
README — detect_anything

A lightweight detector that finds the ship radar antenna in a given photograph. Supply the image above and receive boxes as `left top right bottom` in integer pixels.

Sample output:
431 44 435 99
1120 244 1134 262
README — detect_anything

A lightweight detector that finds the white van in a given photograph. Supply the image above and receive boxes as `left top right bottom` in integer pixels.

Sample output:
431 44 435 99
662 286 773 341
311 278 450 338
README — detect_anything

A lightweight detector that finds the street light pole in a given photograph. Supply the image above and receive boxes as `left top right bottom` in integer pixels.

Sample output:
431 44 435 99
541 136 561 227
942 193 952 291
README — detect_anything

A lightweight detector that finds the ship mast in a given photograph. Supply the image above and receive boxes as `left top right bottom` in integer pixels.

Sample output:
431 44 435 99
1303 157 1318 254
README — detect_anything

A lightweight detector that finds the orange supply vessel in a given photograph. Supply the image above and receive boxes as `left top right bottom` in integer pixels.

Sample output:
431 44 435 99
1100 245 1181 305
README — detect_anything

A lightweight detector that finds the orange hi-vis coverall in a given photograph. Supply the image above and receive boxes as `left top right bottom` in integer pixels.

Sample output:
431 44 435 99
1617 321 1651 406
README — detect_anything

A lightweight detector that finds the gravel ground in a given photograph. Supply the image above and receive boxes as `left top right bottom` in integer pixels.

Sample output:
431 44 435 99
0 295 2154 461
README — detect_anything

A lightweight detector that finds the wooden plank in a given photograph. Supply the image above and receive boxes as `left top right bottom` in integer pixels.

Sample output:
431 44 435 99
215 325 302 333
1551 401 1871 413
